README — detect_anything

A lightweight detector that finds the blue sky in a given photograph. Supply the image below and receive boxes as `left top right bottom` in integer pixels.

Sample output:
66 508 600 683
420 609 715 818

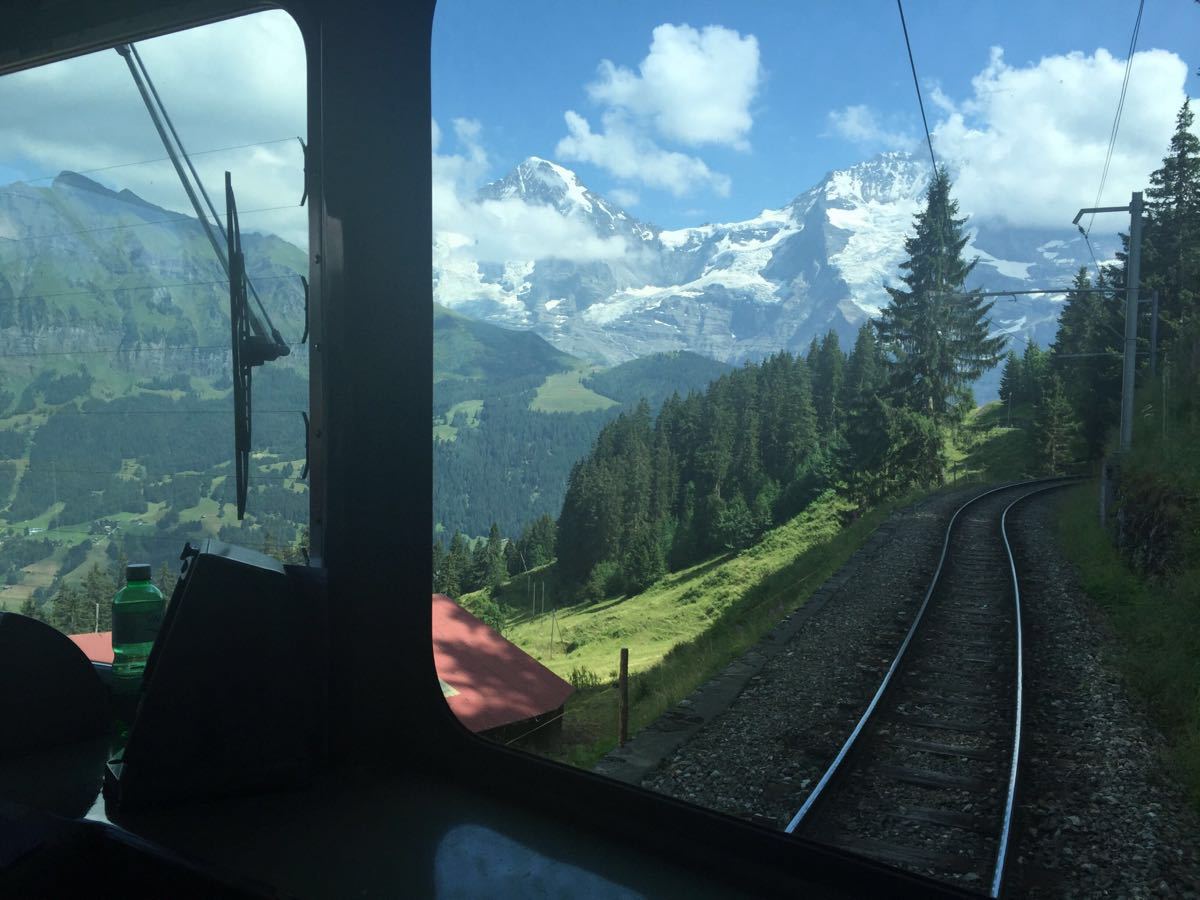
0 4 1193 253
433 0 1199 232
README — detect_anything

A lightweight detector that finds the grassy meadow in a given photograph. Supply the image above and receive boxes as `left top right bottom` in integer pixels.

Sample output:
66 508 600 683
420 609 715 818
529 367 618 414
466 488 919 768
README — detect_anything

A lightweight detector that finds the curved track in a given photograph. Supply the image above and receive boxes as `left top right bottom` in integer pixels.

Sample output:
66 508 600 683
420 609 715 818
784 479 1076 895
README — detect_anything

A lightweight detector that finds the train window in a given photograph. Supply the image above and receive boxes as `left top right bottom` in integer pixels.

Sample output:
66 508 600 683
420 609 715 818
0 11 309 646
431 0 1199 892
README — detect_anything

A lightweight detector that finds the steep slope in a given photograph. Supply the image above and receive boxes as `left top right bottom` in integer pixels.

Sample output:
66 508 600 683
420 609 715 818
0 172 307 381
433 313 732 540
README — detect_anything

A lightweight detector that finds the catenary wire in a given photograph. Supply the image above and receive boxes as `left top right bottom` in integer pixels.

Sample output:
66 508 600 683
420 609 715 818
10 137 299 188
1086 0 1144 235
896 0 937 171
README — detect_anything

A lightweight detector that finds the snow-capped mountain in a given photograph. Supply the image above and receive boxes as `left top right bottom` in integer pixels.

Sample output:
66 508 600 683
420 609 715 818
433 152 1117 397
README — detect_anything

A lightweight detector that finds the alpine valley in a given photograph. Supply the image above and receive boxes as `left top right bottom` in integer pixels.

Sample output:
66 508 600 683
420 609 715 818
434 151 1121 401
0 149 1119 609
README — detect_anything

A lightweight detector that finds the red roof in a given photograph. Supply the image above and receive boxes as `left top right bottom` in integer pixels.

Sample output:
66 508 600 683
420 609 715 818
69 594 573 734
431 593 573 734
68 631 114 664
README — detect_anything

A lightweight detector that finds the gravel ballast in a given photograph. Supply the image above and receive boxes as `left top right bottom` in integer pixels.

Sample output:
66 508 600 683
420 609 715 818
630 485 984 825
613 484 1200 896
1008 495 1200 898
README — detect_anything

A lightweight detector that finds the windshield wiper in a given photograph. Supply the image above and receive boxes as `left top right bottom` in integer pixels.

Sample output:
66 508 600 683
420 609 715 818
116 42 292 519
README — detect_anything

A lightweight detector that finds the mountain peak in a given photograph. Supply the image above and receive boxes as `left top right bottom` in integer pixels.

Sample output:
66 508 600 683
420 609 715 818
483 156 595 215
51 171 164 212
53 170 118 196
816 152 929 207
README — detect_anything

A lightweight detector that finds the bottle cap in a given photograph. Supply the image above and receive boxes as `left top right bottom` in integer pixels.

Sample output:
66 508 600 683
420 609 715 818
126 563 152 582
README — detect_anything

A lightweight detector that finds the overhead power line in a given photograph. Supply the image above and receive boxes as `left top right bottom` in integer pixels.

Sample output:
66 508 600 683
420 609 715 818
10 137 299 188
1086 0 1144 235
897 0 937 171
0 272 297 304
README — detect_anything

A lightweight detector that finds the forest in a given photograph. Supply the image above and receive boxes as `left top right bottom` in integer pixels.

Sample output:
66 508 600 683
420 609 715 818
434 99 1200 613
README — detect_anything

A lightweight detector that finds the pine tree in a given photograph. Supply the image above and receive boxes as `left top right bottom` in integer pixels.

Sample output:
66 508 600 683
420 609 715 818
840 324 890 505
998 351 1019 406
1144 99 1200 346
812 330 846 451
440 531 468 598
483 522 507 589
1020 342 1050 406
431 541 445 591
19 596 47 624
50 582 90 634
80 563 115 632
841 323 884 407
515 514 557 570
1051 267 1122 456
877 168 1006 425
1031 377 1078 475
112 545 129 588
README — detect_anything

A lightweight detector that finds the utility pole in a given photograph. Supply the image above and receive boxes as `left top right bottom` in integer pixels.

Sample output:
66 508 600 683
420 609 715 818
1073 191 1144 453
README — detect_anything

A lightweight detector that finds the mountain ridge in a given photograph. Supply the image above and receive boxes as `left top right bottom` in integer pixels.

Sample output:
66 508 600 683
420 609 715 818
435 151 1120 398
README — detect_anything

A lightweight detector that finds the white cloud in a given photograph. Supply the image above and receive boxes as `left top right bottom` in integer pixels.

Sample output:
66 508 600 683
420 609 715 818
555 22 759 198
432 118 627 266
556 110 730 197
587 24 761 149
609 187 640 208
0 10 308 246
827 105 916 151
932 46 1195 228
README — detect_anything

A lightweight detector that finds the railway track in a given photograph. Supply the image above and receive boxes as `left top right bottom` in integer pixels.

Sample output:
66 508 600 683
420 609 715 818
784 478 1077 896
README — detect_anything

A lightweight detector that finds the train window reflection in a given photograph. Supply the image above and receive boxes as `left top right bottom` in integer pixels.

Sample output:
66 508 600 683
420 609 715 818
0 11 309 651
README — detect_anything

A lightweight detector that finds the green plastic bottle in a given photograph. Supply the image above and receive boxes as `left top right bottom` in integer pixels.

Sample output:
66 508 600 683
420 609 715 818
111 563 165 679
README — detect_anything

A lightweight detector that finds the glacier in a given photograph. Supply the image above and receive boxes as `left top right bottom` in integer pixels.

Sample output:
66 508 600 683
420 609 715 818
433 152 1119 400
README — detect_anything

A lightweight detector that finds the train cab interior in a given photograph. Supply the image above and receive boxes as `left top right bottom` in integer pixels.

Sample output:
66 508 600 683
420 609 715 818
0 1 970 896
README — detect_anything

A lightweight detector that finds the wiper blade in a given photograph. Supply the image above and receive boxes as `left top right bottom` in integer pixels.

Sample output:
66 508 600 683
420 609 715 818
227 172 285 520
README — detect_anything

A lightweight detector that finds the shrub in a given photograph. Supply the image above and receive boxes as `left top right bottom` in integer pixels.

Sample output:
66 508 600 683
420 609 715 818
568 665 602 689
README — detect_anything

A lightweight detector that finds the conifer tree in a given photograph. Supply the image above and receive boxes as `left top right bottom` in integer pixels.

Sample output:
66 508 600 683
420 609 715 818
81 563 114 632
812 330 846 447
514 514 557 570
50 583 90 634
440 531 468 598
1144 99 1200 345
840 324 890 505
482 522 507 589
1051 267 1122 456
877 168 1006 424
20 596 47 624
1031 376 1078 475
431 541 445 591
998 352 1019 406
1020 342 1050 406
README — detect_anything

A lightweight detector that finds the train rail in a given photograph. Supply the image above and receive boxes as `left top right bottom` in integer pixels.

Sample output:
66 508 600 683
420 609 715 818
784 478 1078 895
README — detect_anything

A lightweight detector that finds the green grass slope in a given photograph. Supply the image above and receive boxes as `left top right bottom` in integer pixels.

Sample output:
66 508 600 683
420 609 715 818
466 488 921 767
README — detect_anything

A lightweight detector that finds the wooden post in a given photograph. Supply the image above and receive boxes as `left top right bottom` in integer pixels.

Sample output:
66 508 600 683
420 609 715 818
618 647 629 747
